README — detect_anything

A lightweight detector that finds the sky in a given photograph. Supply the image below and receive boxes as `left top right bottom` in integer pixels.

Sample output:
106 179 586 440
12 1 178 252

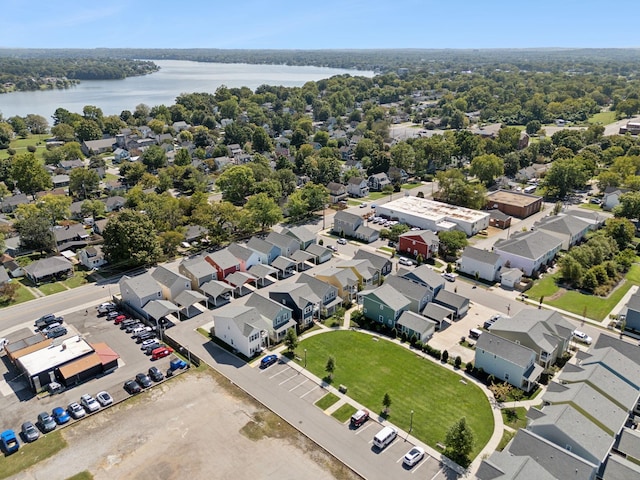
1 0 638 50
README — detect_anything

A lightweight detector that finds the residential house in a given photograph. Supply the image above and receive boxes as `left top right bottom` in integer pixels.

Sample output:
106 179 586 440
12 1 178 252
172 121 189 132
486 189 543 219
360 284 410 328
579 346 640 390
476 450 564 480
353 250 392 277
23 256 74 284
488 209 512 229
93 218 109 235
51 174 70 188
603 187 631 211
59 159 85 171
298 273 342 317
78 246 106 269
4 260 23 278
493 230 563 276
213 305 267 357
368 172 391 191
562 209 606 230
247 263 278 288
534 214 591 250
398 230 439 260
205 249 241 281
347 177 369 198
151 265 191 301
475 332 542 392
332 211 379 243
500 267 523 289
327 182 348 203
243 293 296 344
400 265 445 302
247 237 280 265
387 166 408 184
384 275 431 314
184 225 208 244
271 256 297 279
104 196 126 212
113 148 130 163
396 311 436 343
282 226 316 250
119 273 162 311
335 259 379 288
457 246 503 282
1 193 30 213
0 267 9 285
179 255 218 290
489 309 573 368
200 280 234 308
421 303 454 331
433 289 469 318
314 266 359 302
53 224 90 252
304 243 333 264
227 242 262 271
265 232 300 258
624 290 640 331
269 284 320 328
82 137 116 156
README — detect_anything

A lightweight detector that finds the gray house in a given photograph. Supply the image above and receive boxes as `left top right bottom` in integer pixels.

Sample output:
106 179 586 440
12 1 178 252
433 289 469 318
400 265 445 302
383 275 430 314
265 232 300 258
332 211 379 243
151 265 191 301
368 172 391 191
119 273 162 311
457 246 503 282
354 250 392 277
247 237 280 265
347 177 369 198
396 311 436 343
179 255 218 290
243 293 297 343
282 226 316 250
624 290 640 331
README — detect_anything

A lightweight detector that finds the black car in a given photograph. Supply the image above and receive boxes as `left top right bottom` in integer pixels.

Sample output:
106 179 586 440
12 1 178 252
148 366 164 382
46 326 68 339
135 331 156 343
123 380 142 395
143 342 162 355
34 315 63 331
135 373 152 389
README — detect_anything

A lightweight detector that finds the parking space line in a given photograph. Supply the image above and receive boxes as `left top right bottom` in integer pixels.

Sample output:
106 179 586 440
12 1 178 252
300 385 320 399
278 374 297 386
268 368 289 379
355 422 374 435
411 457 427 474
289 378 308 392
429 467 443 480
396 454 405 463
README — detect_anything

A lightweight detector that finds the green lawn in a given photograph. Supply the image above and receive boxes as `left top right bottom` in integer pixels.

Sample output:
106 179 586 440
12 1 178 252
37 282 67 295
367 191 389 201
526 272 561 299
66 472 94 480
315 392 340 410
501 407 528 430
0 134 52 160
588 111 616 125
332 403 357 423
63 272 89 289
0 282 36 307
496 430 515 452
0 431 66 480
296 331 493 458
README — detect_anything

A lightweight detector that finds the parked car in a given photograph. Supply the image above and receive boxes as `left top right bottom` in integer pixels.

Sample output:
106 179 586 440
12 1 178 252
41 322 62 334
135 373 153 389
125 322 143 334
67 402 86 419
398 257 414 266
80 394 100 413
327 245 338 252
403 446 425 467
0 337 7 351
442 272 456 282
350 409 369 428
135 331 156 343
151 346 174 360
34 314 63 331
140 338 158 350
483 314 502 330
97 302 116 315
124 380 142 395
590 198 602 204
20 422 39 443
37 412 56 433
113 315 128 325
169 357 188 370
131 325 152 336
1 430 19 454
572 330 593 345
143 341 162 355
120 319 137 330
96 391 113 407
107 311 121 321
359 203 367 208
260 354 278 368
46 326 68 339
52 407 71 425
148 366 164 382
337 238 347 245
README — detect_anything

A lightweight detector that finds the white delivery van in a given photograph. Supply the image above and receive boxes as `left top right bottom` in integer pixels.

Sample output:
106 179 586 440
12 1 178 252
373 426 397 450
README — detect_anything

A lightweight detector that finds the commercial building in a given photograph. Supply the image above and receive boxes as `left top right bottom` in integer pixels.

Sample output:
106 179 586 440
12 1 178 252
375 196 489 237
486 189 543 219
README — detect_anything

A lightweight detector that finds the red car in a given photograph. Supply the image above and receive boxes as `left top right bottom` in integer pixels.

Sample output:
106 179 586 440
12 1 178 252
151 346 174 360
114 315 128 324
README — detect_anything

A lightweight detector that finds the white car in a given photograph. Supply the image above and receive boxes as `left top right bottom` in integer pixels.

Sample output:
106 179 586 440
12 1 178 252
359 203 367 208
67 402 86 419
403 446 425 467
442 272 456 282
96 391 113 407
80 394 100 413
572 330 592 345
398 257 414 266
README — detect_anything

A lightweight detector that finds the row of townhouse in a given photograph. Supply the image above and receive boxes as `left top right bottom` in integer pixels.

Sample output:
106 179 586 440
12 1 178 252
477 335 640 480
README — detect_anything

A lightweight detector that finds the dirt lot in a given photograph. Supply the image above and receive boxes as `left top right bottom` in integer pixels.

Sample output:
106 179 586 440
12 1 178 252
11 369 360 480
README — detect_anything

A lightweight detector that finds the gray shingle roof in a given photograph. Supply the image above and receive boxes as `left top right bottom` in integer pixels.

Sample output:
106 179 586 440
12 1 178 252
401 264 445 289
200 280 233 298
305 243 331 257
247 263 278 279
494 230 563 260
384 275 429 303
180 255 217 280
477 451 558 480
353 250 390 272
244 293 291 320
535 215 591 237
461 246 502 265
120 273 161 299
284 225 316 246
476 332 536 369
421 303 454 321
247 237 276 255
397 311 436 335
265 231 298 250
334 210 361 226
143 299 179 320
227 242 257 262
174 289 206 307
151 265 189 288
603 455 640 480
23 256 73 280
580 346 640 388
207 249 240 270
362 284 410 311
627 290 640 314
434 289 468 309
616 427 640 461
271 256 296 271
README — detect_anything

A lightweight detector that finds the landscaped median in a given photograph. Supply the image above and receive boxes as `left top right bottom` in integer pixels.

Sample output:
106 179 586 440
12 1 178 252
294 330 494 460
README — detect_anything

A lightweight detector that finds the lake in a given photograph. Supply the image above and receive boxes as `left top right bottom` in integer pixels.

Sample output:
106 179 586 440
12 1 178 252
0 60 373 120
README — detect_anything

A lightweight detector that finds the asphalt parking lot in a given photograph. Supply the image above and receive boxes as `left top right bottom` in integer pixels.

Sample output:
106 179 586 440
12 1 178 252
0 306 178 433
257 359 453 479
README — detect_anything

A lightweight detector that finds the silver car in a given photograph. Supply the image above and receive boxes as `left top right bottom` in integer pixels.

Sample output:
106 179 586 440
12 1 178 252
80 394 100 413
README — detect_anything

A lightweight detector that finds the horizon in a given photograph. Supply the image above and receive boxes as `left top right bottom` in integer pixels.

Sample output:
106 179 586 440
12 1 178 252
1 0 638 50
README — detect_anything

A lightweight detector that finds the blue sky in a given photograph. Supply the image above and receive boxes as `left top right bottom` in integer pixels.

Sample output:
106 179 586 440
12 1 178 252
1 0 637 49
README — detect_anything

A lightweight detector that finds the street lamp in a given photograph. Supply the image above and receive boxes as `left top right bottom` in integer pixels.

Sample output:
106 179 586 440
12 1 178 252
507 304 511 316
409 410 414 434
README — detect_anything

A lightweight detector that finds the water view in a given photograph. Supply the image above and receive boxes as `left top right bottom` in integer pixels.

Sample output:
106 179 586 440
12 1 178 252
0 60 373 119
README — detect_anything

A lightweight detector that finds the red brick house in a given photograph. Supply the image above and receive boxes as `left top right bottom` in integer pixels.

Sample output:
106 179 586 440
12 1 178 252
205 249 241 281
398 230 439 260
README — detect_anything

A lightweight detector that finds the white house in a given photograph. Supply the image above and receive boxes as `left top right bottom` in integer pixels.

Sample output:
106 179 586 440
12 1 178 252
457 246 503 282
78 246 106 270
500 268 523 289
474 332 542 392
534 215 591 251
493 230 563 276
213 305 265 358
602 187 630 211
119 273 163 310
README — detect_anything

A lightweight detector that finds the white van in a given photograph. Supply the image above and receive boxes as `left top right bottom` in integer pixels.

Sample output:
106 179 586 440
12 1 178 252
523 185 537 194
373 426 397 450
469 328 482 340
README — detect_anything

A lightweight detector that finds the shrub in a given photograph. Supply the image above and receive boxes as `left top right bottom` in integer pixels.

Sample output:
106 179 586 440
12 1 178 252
391 327 398 339
7 148 16 156
465 362 474 373
442 350 449 363
27 145 37 153
400 331 407 342
318 238 323 246
454 356 462 369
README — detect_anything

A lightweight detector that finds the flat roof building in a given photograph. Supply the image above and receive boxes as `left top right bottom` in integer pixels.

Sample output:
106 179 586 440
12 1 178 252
376 196 489 236
486 189 543 219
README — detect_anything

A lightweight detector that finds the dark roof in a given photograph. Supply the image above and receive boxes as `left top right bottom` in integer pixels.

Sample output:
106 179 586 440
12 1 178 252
434 289 468 309
461 246 502 265
477 332 536 368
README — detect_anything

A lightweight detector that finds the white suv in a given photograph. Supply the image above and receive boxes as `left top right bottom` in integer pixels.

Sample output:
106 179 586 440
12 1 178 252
398 257 414 266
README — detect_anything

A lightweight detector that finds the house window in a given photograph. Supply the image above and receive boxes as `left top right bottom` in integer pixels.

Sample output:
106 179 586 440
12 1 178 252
380 304 383 310
504 373 510 381
379 315 384 322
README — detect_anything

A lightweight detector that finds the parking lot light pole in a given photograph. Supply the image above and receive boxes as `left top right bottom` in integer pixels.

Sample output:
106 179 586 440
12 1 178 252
304 349 307 369
410 410 414 434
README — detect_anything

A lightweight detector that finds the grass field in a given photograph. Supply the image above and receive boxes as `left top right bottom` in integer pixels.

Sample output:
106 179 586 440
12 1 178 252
588 111 617 125
0 282 36 307
331 403 357 423
0 431 66 480
37 282 67 296
527 265 640 320
496 430 515 452
63 271 89 289
578 203 603 211
315 392 340 410
0 134 52 161
296 330 494 458
501 407 528 430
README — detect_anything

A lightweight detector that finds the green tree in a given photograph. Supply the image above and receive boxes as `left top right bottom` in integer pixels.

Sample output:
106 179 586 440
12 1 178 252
141 145 168 172
313 130 329 147
300 182 329 212
252 127 273 153
120 162 147 186
444 417 475 468
80 199 106 219
75 119 102 142
470 154 504 185
102 209 162 267
38 194 71 224
245 193 283 231
217 165 255 205
13 204 55 252
597 171 622 191
390 142 416 172
285 190 309 220
382 392 392 415
11 152 52 198
174 148 192 167
614 191 640 220
605 217 635 249
325 356 336 381
525 120 542 135
284 328 298 353
50 123 75 142
69 168 100 200
159 230 184 257
437 230 468 258
388 223 410 242
543 158 589 198
24 114 49 134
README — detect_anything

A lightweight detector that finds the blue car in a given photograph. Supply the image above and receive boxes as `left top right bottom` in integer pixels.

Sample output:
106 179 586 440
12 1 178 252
52 407 71 425
260 354 278 368
1 430 19 454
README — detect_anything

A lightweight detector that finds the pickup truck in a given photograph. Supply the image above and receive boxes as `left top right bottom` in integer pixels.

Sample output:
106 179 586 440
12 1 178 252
1 429 19 454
